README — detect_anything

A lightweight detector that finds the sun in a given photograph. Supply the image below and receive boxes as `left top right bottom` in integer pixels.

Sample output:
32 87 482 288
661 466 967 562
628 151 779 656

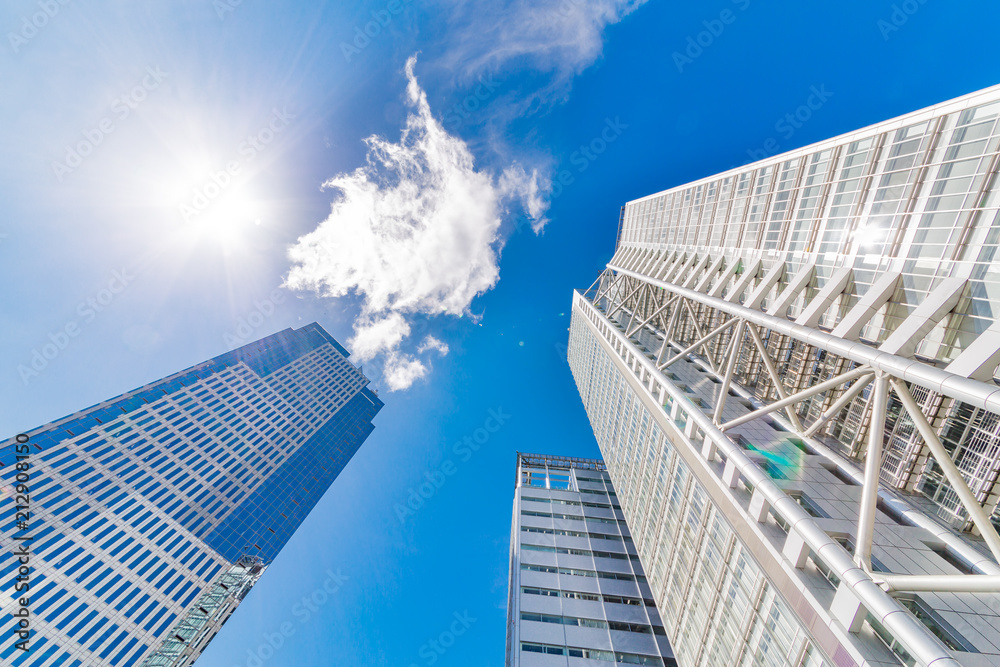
177 178 266 245
142 133 276 252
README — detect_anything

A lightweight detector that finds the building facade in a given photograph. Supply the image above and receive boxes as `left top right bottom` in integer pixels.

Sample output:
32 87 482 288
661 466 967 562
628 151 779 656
569 85 1000 666
0 323 382 667
506 452 675 667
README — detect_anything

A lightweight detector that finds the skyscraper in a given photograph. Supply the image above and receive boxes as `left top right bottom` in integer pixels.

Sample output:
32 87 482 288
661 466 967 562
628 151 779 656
506 452 675 667
0 323 382 667
568 85 1000 665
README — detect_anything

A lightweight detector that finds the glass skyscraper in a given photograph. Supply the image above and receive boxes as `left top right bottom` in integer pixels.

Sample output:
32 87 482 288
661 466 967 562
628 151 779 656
506 453 675 667
569 85 1000 665
0 323 382 667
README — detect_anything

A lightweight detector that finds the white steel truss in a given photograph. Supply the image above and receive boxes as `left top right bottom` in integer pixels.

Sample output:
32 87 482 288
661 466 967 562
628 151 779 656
573 289 985 666
577 251 1000 666
590 263 1000 586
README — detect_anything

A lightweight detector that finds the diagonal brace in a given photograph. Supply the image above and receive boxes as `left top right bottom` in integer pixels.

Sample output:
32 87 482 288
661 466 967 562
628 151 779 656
745 323 805 433
658 318 738 370
890 378 1000 564
803 372 874 438
719 366 872 432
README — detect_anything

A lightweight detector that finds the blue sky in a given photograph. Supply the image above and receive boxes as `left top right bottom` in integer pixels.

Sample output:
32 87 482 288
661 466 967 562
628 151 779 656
3 0 1000 665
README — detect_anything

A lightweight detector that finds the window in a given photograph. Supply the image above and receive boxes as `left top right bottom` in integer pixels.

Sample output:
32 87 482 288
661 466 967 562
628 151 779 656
897 596 977 653
521 643 666 665
808 550 840 589
925 544 975 575
866 613 916 666
789 492 829 519
760 459 786 480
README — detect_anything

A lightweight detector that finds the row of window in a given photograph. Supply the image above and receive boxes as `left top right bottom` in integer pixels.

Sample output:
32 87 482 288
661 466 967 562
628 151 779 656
522 495 621 510
580 487 619 499
522 586 654 607
521 612 666 635
521 642 669 665
521 563 644 583
23 494 217 595
521 510 625 525
521 525 631 544
521 543 639 562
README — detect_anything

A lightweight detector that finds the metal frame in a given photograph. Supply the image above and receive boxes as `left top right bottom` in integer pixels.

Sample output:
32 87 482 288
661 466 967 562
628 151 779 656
142 559 264 667
604 262 999 415
590 264 1000 585
579 251 1000 666
574 291 962 666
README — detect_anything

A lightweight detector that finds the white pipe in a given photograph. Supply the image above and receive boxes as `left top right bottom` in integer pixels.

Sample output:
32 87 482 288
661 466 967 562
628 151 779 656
659 318 737 370
744 323 805 433
857 374 889 571
626 294 679 338
713 320 745 425
594 289 1000 575
675 329 1000 577
880 574 1000 594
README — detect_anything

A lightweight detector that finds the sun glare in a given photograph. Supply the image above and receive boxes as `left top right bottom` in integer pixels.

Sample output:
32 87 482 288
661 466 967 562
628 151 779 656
185 188 260 240
162 150 270 247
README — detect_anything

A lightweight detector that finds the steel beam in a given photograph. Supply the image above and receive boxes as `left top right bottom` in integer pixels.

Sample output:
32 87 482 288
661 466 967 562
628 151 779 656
659 318 738 370
879 574 1000 594
682 299 715 372
574 291 959 666
606 281 643 320
626 294 679 338
856 374 889 572
713 320 745 425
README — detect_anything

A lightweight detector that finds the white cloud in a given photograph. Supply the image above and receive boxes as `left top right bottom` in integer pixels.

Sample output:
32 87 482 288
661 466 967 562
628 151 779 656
383 352 430 392
418 335 450 356
499 165 550 233
350 313 410 361
439 0 646 81
286 56 545 390
429 0 647 166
